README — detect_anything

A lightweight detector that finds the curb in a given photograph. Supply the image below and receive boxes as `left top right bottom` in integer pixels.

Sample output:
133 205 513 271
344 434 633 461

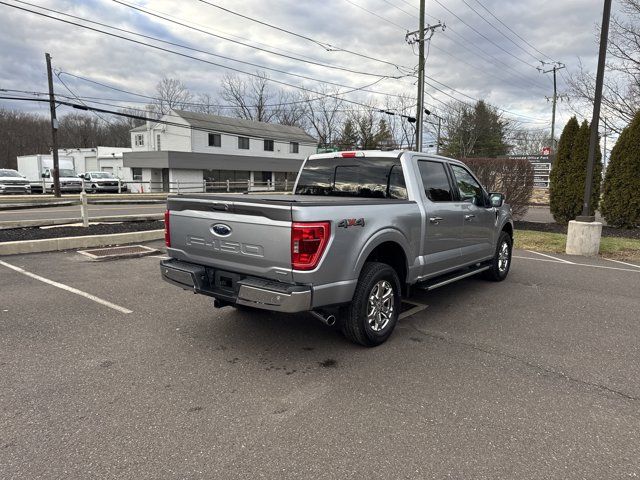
0 201 76 210
0 214 164 230
0 229 165 256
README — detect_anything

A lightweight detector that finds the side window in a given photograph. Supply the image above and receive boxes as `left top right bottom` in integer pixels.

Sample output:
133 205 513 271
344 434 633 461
450 164 483 205
417 161 453 202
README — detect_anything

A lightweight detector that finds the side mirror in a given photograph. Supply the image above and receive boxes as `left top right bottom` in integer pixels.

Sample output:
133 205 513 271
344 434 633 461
489 192 505 208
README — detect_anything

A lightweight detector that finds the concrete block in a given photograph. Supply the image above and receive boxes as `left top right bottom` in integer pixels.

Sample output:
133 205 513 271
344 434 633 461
566 220 602 257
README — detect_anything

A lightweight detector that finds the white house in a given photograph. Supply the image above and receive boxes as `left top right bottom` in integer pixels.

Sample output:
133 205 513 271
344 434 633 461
123 110 317 192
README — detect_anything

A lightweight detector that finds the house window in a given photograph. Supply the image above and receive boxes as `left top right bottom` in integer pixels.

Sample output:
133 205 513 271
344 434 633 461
135 134 144 146
132 168 143 181
264 139 274 151
156 134 161 151
238 137 249 150
289 142 299 154
208 133 221 147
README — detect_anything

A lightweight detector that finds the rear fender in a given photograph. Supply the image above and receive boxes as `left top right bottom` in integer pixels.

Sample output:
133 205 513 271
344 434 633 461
353 228 413 282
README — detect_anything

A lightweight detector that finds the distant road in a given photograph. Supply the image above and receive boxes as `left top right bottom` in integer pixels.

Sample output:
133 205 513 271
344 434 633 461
0 203 604 225
0 203 166 222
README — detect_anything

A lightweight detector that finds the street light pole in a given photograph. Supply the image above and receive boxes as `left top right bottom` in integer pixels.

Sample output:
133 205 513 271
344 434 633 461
577 0 612 222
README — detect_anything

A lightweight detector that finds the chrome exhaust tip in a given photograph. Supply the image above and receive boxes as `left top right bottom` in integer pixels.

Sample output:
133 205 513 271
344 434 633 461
311 311 336 326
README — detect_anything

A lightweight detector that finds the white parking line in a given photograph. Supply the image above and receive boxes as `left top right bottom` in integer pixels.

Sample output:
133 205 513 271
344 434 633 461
525 250 575 264
513 255 640 273
603 258 640 269
0 260 133 314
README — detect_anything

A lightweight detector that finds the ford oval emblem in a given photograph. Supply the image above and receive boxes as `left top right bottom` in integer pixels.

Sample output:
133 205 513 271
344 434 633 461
211 223 232 236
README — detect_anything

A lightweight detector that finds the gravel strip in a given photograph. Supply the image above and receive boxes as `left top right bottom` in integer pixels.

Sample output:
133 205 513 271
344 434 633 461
0 220 164 243
515 221 640 240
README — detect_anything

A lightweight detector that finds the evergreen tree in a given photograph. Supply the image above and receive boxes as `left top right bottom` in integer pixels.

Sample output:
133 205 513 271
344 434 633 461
442 100 509 158
338 119 358 150
374 119 394 148
601 110 640 227
550 117 602 222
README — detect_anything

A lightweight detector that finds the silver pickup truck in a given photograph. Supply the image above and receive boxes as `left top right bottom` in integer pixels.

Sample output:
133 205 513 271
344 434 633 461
161 150 514 346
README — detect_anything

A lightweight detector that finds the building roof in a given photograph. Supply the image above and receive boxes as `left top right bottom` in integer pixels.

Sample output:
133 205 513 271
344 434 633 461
130 124 148 132
123 151 304 172
172 110 317 144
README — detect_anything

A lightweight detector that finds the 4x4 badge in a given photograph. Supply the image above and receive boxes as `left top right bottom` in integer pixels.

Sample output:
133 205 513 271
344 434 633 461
338 218 365 228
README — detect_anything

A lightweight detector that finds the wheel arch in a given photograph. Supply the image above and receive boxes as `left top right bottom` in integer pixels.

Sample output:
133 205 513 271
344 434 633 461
355 230 411 294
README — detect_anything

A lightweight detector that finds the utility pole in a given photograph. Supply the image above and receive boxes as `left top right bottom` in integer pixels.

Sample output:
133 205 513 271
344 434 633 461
578 0 611 221
406 2 444 152
539 61 565 154
436 115 442 155
45 53 61 197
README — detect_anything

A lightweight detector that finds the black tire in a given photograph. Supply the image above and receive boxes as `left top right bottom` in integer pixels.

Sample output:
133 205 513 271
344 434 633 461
342 262 402 347
483 231 512 281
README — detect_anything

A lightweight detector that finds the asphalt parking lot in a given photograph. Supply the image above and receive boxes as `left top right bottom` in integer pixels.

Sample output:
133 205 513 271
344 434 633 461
1 242 639 479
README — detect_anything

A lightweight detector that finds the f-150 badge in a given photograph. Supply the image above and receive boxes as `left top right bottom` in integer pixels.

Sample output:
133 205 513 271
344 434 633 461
338 218 365 228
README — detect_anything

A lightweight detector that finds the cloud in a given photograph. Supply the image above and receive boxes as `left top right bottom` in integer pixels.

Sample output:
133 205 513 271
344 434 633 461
0 0 615 132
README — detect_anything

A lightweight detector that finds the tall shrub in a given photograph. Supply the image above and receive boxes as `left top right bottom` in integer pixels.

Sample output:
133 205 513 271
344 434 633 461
549 118 602 222
462 157 534 219
601 111 640 228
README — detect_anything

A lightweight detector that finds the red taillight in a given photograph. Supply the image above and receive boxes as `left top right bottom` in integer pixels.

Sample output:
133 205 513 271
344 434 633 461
341 151 357 158
291 222 330 271
164 210 171 247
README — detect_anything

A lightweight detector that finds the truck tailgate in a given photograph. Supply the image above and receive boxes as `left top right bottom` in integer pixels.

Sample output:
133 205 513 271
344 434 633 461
167 196 294 282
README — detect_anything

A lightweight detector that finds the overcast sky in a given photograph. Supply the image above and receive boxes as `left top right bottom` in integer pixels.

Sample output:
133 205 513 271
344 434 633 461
0 0 620 136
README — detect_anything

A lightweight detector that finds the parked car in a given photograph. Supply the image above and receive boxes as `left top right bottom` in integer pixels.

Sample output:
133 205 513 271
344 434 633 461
160 150 514 346
0 169 31 194
80 171 124 193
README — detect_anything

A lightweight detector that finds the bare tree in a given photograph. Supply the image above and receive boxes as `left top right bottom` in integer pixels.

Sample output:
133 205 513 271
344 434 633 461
384 93 417 149
151 77 194 117
304 87 344 147
508 128 551 155
568 0 640 133
192 93 220 115
221 72 281 122
274 90 308 128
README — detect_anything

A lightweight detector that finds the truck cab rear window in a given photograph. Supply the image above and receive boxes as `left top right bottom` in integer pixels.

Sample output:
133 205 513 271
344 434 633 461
295 157 407 199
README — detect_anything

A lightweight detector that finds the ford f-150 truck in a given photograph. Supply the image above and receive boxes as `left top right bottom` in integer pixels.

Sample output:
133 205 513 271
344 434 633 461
161 150 514 346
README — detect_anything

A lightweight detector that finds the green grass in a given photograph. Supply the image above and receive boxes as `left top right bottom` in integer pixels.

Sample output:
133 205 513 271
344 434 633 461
515 230 640 261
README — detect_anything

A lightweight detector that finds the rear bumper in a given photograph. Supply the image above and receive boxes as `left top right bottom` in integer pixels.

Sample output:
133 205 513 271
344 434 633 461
160 258 312 313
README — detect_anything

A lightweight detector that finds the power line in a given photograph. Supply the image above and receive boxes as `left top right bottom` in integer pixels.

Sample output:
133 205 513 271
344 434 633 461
459 0 543 63
50 72 390 110
11 0 405 90
441 28 548 90
111 0 402 80
431 0 540 70
196 0 413 73
342 0 411 30
0 0 418 121
471 0 559 63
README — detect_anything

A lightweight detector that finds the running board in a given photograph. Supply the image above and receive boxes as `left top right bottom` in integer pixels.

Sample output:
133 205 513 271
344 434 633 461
418 265 490 291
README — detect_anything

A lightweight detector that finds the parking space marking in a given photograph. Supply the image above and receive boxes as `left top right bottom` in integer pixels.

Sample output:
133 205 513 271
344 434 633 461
513 255 640 273
603 258 640 269
399 300 429 320
0 260 133 314
525 250 575 264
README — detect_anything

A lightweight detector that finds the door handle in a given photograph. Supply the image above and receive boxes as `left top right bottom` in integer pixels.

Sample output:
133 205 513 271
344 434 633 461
464 214 475 221
429 217 444 224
